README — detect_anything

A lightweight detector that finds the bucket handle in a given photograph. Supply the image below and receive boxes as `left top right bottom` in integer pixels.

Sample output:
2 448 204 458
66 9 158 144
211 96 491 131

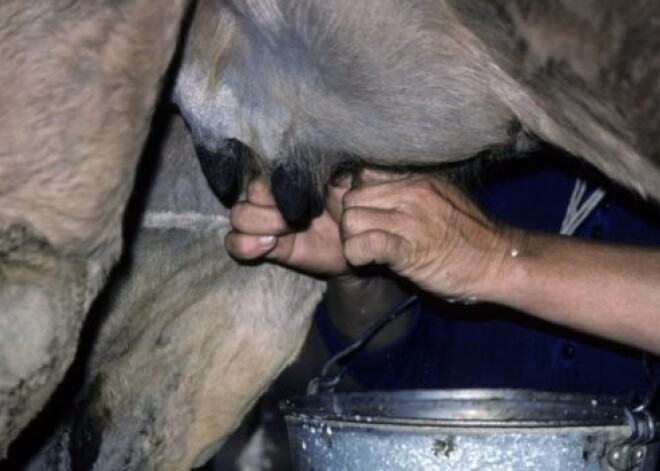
307 295 419 395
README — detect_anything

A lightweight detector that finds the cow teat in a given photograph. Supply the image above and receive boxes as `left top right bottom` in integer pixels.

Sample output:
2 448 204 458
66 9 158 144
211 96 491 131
271 162 323 228
194 138 248 206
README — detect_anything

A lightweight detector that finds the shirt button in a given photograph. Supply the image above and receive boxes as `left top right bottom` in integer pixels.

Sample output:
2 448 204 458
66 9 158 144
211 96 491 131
562 344 576 359
590 226 603 239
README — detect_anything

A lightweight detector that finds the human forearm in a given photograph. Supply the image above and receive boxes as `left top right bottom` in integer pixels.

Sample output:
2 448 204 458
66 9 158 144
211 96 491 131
341 171 660 355
484 231 660 355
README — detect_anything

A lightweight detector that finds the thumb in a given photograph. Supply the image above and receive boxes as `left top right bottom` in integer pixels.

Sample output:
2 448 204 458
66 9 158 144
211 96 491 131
343 230 408 268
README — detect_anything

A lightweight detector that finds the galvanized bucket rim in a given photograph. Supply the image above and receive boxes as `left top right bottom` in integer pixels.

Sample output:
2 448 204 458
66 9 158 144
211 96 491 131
280 388 628 429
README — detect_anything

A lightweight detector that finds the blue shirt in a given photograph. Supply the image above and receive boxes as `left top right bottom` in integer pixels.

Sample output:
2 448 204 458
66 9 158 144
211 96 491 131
316 154 660 399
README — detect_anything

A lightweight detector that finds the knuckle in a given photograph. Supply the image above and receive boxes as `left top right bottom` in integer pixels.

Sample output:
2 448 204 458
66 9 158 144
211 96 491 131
343 237 363 263
342 191 354 207
270 211 288 233
229 203 247 228
342 189 361 207
343 237 356 256
342 207 359 233
225 233 257 260
412 179 436 199
366 230 387 254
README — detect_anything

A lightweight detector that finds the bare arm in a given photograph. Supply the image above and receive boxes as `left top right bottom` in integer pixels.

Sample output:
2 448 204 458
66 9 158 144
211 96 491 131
341 170 660 355
226 171 660 355
488 232 660 356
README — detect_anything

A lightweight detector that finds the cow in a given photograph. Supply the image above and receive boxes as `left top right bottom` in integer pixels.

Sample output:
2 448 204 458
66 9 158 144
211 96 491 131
0 0 189 458
3 0 660 469
0 2 321 469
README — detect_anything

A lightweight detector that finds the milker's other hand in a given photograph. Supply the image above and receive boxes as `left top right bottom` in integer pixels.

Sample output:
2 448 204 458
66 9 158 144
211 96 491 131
225 178 350 277
340 169 523 300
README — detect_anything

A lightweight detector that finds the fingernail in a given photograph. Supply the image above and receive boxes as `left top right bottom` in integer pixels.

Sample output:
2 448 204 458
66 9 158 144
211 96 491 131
258 236 276 247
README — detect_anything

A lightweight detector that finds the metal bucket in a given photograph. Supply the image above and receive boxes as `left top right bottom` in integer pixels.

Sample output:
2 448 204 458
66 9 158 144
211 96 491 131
281 389 659 470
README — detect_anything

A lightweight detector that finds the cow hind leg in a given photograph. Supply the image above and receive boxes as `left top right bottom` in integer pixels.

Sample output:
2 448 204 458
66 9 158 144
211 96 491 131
0 0 190 458
0 228 88 458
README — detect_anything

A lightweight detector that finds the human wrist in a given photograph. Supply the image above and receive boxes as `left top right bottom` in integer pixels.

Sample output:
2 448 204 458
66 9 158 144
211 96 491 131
323 272 414 347
459 226 530 303
474 226 534 305
325 272 409 311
